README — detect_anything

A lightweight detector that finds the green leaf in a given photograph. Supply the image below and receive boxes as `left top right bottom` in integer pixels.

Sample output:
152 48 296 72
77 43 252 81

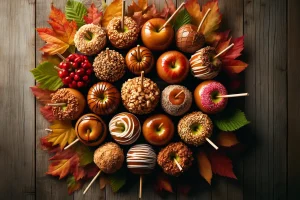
173 8 192 31
214 109 250 131
108 168 126 192
67 175 83 194
74 143 94 166
66 0 87 28
30 62 63 91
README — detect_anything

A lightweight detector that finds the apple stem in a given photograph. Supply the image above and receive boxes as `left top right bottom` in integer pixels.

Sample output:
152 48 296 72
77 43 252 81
205 138 219 150
64 138 79 150
56 53 66 62
106 48 110 61
121 0 125 31
139 175 143 199
197 8 211 33
174 90 184 99
214 43 235 59
45 128 52 132
137 45 141 61
158 123 163 129
83 170 101 195
140 71 144 90
54 66 63 71
84 32 92 40
174 158 183 171
159 2 185 32
217 93 249 98
47 103 67 107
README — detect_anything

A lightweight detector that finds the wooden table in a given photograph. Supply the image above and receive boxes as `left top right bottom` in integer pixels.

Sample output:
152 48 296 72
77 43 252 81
1 0 299 199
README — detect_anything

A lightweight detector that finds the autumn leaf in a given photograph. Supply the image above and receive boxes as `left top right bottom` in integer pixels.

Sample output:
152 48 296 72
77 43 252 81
197 151 212 184
84 3 103 25
177 183 191 195
216 132 239 147
37 5 77 55
206 30 231 46
102 0 122 28
74 144 94 166
65 0 87 28
45 120 77 149
223 59 248 75
99 173 109 190
214 109 250 131
108 168 126 192
155 172 173 193
85 163 100 178
67 175 83 194
160 0 176 19
40 137 60 153
42 54 61 66
208 150 237 179
30 86 54 105
40 106 55 122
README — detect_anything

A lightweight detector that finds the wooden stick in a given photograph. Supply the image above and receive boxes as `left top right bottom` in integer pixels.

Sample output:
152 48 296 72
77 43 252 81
174 90 184 99
47 103 67 107
121 0 125 30
158 2 185 32
174 159 183 171
205 138 219 150
136 45 141 61
56 53 66 62
106 48 110 61
197 8 211 32
83 170 101 195
214 43 234 59
158 123 163 129
217 93 249 98
64 138 80 150
45 128 52 132
54 66 63 71
84 32 92 40
139 175 143 199
140 71 144 90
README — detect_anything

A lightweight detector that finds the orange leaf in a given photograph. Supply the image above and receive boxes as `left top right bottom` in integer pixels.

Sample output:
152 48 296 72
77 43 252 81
216 132 239 147
37 5 77 55
138 0 148 11
102 0 122 28
84 3 103 25
223 59 248 74
185 0 201 26
128 0 142 16
206 30 230 46
197 151 212 184
155 173 173 193
222 36 245 60
30 86 54 105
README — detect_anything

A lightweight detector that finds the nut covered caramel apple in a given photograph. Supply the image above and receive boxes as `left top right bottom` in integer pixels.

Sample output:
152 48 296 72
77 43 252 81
141 18 174 51
142 114 174 146
75 114 107 146
50 88 86 121
125 45 154 75
126 144 157 174
87 82 121 115
121 76 160 115
194 80 228 114
161 85 192 116
107 16 139 49
109 112 141 145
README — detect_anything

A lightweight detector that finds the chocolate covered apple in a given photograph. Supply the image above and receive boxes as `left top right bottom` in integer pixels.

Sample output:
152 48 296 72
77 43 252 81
156 51 190 84
75 114 107 146
161 85 192 116
194 80 228 114
87 82 121 115
125 45 154 75
142 114 174 146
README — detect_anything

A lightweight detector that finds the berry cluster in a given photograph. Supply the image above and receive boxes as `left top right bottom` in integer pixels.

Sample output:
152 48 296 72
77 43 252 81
58 54 93 88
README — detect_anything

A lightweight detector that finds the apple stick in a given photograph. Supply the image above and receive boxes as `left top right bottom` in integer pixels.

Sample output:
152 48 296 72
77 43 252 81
64 138 79 150
121 0 125 30
158 123 163 129
158 2 185 32
106 48 110 61
45 128 52 132
54 66 63 71
174 159 183 171
214 43 234 59
137 45 141 61
140 71 144 90
56 53 66 62
47 103 67 107
197 8 211 32
217 93 249 98
139 175 143 199
205 138 219 150
83 170 101 195
174 90 184 99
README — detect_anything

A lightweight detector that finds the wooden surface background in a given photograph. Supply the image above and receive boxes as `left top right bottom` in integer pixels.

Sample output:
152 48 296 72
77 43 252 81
0 0 299 199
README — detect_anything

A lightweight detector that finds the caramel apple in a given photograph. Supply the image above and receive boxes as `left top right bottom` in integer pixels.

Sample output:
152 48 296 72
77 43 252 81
142 114 174 146
49 88 85 121
161 85 192 116
75 114 107 146
125 45 154 75
87 82 121 115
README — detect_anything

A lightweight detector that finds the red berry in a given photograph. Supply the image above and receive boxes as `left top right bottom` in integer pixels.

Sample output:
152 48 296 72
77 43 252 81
71 81 77 88
82 75 89 81
74 74 81 81
74 57 82 63
62 69 69 77
77 81 84 88
63 77 71 85
59 62 68 70
70 72 75 78
68 83 73 88
71 62 78 69
58 71 64 78
86 69 93 75
76 69 85 76
82 55 88 60
67 54 76 61
82 62 91 69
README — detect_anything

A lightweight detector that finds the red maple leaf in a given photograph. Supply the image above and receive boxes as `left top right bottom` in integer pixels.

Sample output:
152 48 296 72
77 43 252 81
208 150 237 179
40 137 60 153
40 106 55 122
154 172 173 194
67 176 83 194
84 3 103 25
160 0 176 19
30 86 54 105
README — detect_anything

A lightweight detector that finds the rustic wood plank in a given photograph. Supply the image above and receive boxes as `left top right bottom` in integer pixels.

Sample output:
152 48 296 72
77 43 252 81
244 0 287 200
0 0 36 199
288 0 300 199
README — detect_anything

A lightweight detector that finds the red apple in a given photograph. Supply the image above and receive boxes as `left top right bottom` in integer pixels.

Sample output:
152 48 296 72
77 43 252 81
141 18 174 51
194 80 228 114
142 114 174 146
156 51 190 84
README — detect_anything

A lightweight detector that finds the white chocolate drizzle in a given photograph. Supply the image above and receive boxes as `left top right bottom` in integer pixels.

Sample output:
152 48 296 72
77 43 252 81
126 144 156 170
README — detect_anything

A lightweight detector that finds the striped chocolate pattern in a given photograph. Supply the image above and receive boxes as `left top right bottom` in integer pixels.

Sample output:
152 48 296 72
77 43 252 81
126 47 154 74
127 144 156 172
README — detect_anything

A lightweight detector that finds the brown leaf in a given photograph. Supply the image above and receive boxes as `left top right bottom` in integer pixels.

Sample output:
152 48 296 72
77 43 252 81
216 132 239 147
155 172 173 193
196 151 212 184
102 0 122 28
99 173 109 190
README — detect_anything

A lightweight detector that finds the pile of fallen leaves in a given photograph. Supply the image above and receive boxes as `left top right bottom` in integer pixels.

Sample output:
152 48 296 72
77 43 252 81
32 0 249 196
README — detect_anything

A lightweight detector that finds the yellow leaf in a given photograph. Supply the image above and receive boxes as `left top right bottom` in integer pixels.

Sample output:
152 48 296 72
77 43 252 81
102 0 122 28
216 132 239 147
46 120 77 149
197 151 212 184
